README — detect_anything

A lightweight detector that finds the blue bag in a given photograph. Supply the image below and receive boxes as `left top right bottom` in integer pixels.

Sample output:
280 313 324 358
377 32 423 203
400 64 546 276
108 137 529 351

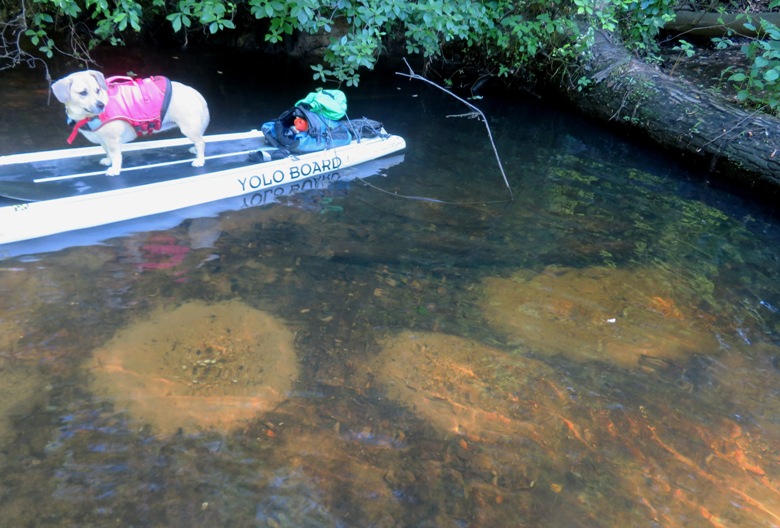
261 90 352 153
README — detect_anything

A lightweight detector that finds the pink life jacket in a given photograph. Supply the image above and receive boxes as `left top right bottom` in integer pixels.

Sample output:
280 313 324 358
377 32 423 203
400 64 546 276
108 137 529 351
68 76 172 144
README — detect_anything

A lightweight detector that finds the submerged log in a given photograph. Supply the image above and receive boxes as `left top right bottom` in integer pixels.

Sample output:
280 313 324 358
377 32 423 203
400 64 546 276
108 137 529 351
559 30 780 190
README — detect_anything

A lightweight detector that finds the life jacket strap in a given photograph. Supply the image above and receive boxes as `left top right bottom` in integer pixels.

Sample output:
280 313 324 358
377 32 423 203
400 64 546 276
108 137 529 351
67 118 92 144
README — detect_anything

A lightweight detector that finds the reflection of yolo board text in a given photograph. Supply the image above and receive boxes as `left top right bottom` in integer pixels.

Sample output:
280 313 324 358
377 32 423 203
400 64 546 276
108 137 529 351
237 156 343 191
241 172 343 208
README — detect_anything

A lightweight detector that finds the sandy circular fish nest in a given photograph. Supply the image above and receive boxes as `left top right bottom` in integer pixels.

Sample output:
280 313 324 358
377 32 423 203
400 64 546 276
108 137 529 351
480 265 718 367
87 300 298 434
368 331 563 442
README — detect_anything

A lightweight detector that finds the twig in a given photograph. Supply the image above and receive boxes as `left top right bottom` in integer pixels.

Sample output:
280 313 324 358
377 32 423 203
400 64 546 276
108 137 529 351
396 58 514 202
696 106 766 152
447 112 480 119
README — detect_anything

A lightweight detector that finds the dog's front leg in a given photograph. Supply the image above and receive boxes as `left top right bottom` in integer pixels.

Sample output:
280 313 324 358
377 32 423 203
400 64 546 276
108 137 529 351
101 142 123 176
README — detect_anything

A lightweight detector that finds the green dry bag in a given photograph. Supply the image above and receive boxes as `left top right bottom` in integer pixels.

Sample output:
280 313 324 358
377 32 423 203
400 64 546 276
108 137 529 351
295 89 347 121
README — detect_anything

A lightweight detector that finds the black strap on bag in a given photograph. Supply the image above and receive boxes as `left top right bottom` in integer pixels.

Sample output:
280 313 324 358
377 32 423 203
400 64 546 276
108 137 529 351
343 117 386 141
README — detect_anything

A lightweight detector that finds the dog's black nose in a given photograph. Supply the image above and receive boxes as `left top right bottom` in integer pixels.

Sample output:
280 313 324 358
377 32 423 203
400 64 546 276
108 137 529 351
96 101 105 110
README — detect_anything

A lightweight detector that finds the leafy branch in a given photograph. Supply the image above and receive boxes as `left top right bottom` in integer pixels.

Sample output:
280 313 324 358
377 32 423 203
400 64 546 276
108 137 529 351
714 6 780 114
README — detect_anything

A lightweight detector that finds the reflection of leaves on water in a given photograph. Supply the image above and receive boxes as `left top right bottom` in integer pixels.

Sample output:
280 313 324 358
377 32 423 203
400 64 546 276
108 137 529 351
315 197 344 215
524 156 776 322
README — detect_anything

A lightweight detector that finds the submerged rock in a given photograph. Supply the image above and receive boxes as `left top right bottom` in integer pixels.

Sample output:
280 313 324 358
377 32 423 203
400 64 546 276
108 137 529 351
87 299 298 434
479 265 719 367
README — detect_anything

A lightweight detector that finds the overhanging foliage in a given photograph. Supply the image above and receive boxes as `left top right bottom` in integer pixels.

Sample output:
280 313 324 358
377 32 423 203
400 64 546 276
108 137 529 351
3 0 780 171
1 0 676 85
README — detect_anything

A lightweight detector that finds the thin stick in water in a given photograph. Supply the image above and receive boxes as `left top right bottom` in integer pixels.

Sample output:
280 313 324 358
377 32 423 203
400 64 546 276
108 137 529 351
395 58 514 202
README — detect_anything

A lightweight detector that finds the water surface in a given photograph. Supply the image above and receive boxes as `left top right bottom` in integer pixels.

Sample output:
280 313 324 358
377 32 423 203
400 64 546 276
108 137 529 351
1 48 779 527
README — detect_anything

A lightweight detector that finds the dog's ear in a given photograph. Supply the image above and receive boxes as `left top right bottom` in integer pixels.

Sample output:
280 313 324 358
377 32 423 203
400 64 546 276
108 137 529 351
51 77 72 104
87 70 108 91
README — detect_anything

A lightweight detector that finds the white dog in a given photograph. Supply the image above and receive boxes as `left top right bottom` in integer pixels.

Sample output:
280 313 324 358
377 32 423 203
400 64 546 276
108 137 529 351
52 70 210 176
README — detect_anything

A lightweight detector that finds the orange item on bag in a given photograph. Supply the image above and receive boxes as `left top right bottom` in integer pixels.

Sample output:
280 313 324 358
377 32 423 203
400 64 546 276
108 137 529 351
293 117 308 132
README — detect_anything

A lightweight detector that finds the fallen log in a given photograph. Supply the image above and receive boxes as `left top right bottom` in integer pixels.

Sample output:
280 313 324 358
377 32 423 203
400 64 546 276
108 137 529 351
665 11 780 39
559 30 780 190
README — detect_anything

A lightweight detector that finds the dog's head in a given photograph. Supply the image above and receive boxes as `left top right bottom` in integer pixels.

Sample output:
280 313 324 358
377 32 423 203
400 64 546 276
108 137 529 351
52 70 109 121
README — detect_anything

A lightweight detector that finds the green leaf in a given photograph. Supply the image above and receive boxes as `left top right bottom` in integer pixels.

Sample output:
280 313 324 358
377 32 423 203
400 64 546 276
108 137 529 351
169 14 182 32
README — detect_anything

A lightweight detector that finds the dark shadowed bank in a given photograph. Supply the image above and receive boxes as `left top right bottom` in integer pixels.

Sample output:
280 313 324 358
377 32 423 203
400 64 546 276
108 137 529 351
558 31 780 193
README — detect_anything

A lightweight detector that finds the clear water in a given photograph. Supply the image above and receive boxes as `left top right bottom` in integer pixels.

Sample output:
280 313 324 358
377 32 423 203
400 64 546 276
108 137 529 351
1 48 779 527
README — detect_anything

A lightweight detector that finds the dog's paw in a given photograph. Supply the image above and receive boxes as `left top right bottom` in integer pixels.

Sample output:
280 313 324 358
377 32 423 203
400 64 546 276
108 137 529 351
105 168 121 177
192 159 205 168
99 157 112 167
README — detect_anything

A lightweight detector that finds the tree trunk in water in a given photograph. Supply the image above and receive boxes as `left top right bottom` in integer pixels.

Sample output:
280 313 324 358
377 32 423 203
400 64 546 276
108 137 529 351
559 31 780 190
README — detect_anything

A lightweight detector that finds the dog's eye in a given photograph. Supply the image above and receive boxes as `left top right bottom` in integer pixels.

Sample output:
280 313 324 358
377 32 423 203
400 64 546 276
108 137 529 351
78 90 88 97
